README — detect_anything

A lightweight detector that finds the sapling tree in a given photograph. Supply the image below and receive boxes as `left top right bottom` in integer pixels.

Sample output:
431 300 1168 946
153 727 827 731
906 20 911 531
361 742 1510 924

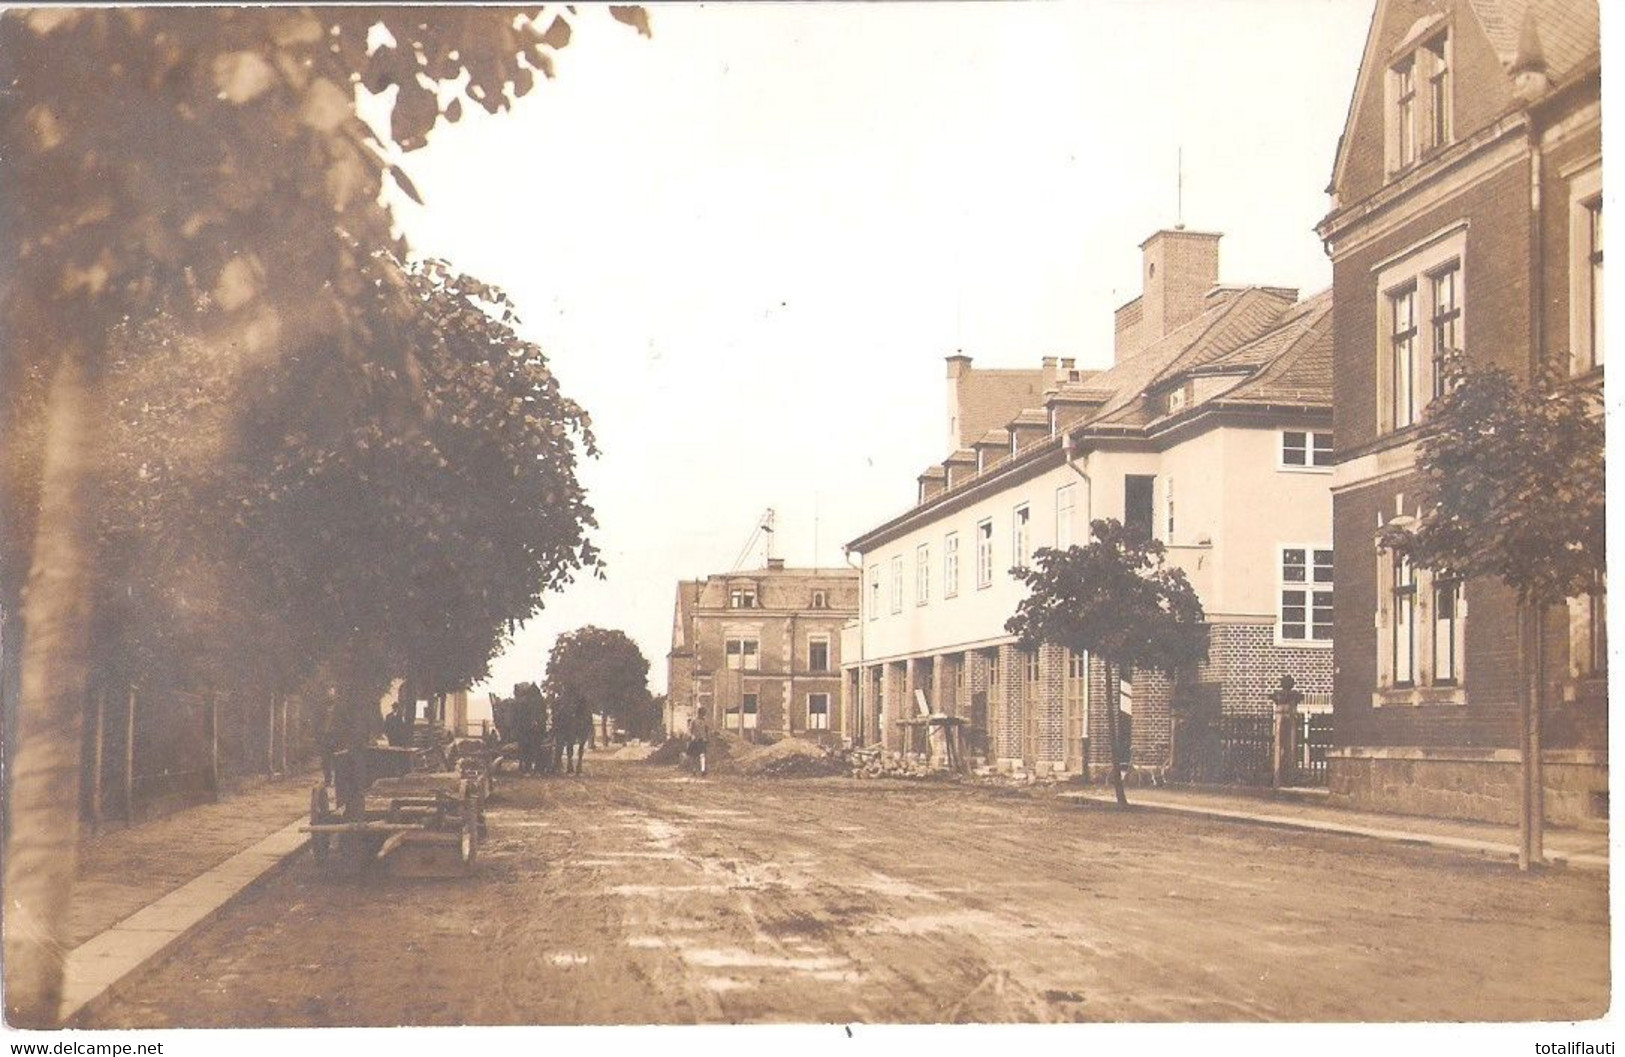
1378 350 1604 869
1006 519 1207 807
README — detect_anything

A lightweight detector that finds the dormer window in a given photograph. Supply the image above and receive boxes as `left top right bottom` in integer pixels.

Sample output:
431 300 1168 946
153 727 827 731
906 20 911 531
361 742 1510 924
1388 30 1452 175
729 585 758 609
1426 35 1451 150
811 589 827 610
1167 387 1187 414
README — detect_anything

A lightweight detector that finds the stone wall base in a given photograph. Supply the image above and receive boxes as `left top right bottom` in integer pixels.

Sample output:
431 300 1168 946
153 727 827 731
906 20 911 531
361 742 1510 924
1326 749 1608 826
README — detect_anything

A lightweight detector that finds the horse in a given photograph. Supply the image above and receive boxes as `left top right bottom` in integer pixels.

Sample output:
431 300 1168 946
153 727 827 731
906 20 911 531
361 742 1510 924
493 683 548 775
551 698 593 775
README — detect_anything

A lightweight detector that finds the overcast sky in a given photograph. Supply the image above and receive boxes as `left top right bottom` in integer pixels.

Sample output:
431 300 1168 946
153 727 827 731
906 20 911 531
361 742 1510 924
376 0 1374 700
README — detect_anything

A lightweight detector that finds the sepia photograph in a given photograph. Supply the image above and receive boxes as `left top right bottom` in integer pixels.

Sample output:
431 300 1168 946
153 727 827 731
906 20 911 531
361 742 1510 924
0 0 1612 1048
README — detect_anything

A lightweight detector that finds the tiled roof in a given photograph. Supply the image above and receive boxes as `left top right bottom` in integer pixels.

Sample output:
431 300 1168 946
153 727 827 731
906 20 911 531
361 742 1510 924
1465 0 1599 83
1214 289 1334 407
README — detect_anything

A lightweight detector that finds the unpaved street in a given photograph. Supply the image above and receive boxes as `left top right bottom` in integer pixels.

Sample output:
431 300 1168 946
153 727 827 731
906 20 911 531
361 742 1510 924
87 759 1609 1025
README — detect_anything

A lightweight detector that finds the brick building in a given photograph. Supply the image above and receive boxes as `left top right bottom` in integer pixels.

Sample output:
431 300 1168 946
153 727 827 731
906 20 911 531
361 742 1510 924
666 560 859 742
1316 0 1603 823
843 227 1337 776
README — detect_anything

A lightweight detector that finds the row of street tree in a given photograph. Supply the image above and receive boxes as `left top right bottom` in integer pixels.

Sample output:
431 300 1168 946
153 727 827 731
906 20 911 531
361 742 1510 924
0 7 648 1026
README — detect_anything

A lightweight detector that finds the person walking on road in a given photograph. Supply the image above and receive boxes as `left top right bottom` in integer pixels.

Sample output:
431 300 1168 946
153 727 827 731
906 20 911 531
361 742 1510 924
686 716 710 776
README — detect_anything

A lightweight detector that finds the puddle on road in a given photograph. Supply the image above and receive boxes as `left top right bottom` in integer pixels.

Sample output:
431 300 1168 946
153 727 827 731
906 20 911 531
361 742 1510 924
852 872 947 902
549 953 590 967
705 977 757 993
682 948 851 973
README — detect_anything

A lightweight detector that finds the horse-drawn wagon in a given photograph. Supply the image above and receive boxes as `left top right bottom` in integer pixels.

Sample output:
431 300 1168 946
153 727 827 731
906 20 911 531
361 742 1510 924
302 746 487 878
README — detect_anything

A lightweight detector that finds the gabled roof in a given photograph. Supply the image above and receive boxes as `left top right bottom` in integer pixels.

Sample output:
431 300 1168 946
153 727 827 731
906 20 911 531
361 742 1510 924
1207 289 1334 407
1327 0 1599 200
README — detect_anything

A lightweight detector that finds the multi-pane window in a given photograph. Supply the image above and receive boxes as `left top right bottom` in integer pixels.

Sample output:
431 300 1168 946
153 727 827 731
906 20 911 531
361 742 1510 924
1013 505 1031 570
1282 431 1334 469
1391 554 1417 687
725 638 760 671
868 565 880 620
1427 36 1451 150
1430 263 1461 399
807 693 830 730
807 637 829 673
1433 578 1460 685
740 693 759 730
976 519 994 588
1281 547 1334 643
1390 285 1418 429
1395 58 1417 168
1056 484 1077 550
1389 34 1450 175
944 532 960 598
915 543 930 605
890 555 904 614
1164 478 1175 540
729 585 757 609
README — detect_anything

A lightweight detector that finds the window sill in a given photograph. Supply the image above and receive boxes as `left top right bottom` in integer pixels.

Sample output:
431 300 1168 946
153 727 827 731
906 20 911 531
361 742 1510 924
1371 685 1467 707
1275 635 1334 649
1277 464 1334 475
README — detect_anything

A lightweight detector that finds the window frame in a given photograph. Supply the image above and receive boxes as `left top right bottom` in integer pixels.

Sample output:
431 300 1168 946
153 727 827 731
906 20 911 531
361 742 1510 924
725 637 761 672
810 589 827 610
1055 483 1077 550
729 584 758 610
1569 164 1604 375
976 518 994 589
807 635 830 674
1278 544 1334 648
1373 531 1468 705
1376 226 1467 437
915 542 931 606
890 554 904 614
1012 504 1031 571
807 692 831 730
867 565 880 621
944 531 960 598
1279 430 1334 473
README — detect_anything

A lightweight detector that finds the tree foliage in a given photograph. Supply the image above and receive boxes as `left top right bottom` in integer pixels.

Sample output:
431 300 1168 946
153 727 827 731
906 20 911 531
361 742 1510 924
1006 520 1208 675
543 626 651 741
1377 351 1605 606
0 6 645 1026
1006 519 1207 806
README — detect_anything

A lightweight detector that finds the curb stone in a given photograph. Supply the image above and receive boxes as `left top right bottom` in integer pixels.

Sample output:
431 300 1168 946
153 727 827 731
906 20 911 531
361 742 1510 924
1059 792 1607 872
60 817 310 1026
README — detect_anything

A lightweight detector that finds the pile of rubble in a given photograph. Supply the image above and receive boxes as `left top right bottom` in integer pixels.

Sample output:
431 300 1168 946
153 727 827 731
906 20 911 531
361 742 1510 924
843 747 963 781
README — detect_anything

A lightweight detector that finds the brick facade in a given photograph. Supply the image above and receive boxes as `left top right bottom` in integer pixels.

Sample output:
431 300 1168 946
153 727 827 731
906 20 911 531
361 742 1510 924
1319 0 1603 824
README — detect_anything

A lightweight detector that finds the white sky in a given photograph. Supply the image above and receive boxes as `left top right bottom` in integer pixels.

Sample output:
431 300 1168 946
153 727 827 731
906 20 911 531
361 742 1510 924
377 0 1374 699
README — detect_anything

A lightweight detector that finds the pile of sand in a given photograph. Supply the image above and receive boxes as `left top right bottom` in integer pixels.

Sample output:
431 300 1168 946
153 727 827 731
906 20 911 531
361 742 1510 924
733 735 845 778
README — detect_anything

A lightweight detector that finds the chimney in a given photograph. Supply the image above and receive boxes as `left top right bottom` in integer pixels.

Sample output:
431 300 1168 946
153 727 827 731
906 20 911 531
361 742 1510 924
945 352 974 452
766 558 785 571
1114 229 1222 363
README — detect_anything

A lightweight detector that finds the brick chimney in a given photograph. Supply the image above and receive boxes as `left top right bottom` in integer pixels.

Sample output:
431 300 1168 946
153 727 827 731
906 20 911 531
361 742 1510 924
1113 229 1222 363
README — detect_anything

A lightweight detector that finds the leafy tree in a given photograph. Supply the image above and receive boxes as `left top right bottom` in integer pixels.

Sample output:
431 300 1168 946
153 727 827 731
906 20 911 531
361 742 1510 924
0 6 643 1025
1378 351 1604 869
543 626 652 746
1006 519 1208 807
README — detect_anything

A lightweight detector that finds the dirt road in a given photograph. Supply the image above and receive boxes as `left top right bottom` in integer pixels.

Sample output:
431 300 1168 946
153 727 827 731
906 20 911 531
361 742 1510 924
86 759 1609 1025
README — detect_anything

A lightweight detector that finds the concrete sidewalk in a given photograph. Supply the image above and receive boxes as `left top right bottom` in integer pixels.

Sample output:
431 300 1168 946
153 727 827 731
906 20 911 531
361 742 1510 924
61 774 317 1024
1060 785 1609 870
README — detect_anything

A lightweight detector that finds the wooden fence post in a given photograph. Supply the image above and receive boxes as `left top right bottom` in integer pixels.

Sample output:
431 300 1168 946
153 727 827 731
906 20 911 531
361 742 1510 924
88 685 104 829
123 686 136 821
278 696 289 774
207 693 220 799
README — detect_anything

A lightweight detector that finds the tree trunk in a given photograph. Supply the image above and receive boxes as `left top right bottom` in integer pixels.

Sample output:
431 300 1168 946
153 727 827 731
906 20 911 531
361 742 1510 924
1516 600 1547 870
1103 660 1128 808
3 353 95 1027
123 686 136 821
